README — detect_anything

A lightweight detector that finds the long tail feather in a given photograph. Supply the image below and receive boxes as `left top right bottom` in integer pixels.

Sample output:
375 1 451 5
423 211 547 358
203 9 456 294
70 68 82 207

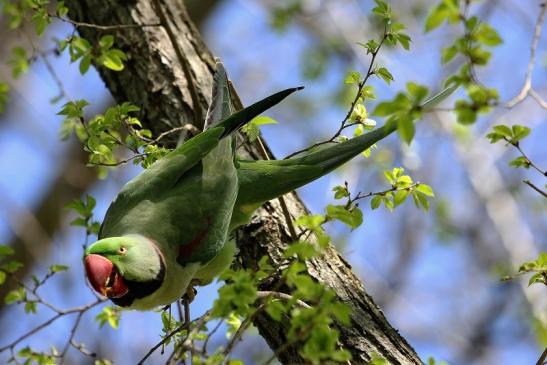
234 84 457 213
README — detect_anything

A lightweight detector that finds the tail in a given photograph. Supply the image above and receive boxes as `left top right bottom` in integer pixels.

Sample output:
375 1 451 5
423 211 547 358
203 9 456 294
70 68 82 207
235 122 396 209
234 84 457 212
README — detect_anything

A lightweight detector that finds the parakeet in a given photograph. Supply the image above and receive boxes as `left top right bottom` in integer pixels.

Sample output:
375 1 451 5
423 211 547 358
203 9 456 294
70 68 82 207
84 61 456 310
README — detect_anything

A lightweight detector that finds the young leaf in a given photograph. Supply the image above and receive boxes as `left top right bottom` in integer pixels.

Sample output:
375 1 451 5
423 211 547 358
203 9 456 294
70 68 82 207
375 67 394 84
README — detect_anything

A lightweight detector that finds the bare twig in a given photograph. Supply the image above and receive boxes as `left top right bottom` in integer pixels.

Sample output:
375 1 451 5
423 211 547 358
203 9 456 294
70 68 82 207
50 12 161 30
523 180 547 198
537 346 547 365
0 299 103 353
147 124 201 146
90 153 147 166
256 291 311 309
529 88 547 109
506 1 547 109
511 141 546 176
59 311 86 364
201 319 223 355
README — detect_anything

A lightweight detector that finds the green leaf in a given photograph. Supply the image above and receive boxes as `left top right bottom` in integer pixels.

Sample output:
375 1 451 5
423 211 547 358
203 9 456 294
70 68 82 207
396 33 411 50
528 273 546 286
371 195 383 210
344 70 361 84
384 169 395 184
441 45 458 64
350 103 368 122
100 50 126 71
372 0 392 20
412 191 430 211
242 115 278 142
99 35 115 50
492 124 512 138
416 184 435 197
96 306 120 329
1 260 23 274
295 214 326 229
375 67 394 84
393 189 410 207
326 205 363 229
265 300 286 321
5 287 25 304
0 82 9 114
396 175 413 188
284 241 319 260
250 115 278 126
49 264 69 273
361 85 376 100
509 156 530 169
10 47 29 79
24 301 37 314
359 39 380 54
0 245 14 256
407 82 428 103
368 353 391 365
31 8 50 36
333 185 349 199
373 102 394 117
475 23 503 47
79 55 92 75
425 4 448 32
397 115 415 144
56 1 69 17
511 125 531 142
0 271 6 285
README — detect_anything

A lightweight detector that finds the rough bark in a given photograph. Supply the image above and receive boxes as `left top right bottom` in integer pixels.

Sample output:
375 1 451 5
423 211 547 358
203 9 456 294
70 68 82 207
64 1 423 363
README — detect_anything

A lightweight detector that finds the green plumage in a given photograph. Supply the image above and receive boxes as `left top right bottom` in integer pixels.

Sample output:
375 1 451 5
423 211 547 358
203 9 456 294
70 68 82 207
84 61 456 310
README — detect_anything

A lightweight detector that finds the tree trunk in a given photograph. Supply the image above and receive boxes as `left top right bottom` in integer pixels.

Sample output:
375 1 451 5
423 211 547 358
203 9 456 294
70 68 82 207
64 1 423 363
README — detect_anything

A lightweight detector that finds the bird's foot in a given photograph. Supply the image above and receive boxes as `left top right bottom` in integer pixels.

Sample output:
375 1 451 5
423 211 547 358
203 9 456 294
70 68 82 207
182 285 198 303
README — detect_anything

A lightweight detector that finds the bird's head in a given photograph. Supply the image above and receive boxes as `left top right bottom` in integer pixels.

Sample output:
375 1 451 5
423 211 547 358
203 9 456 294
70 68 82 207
84 235 165 307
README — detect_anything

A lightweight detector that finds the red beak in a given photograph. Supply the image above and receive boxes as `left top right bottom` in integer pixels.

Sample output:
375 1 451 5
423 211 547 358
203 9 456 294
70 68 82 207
84 254 128 298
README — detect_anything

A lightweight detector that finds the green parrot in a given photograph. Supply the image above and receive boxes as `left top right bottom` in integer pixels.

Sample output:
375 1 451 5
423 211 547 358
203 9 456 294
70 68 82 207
84 61 455 310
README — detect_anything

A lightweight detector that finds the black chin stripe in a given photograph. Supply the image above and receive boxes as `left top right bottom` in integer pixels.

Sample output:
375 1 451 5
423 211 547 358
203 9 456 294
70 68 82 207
111 253 166 308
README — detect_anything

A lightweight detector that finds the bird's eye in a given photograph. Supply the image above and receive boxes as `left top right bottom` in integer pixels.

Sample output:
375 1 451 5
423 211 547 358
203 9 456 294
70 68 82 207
119 247 127 254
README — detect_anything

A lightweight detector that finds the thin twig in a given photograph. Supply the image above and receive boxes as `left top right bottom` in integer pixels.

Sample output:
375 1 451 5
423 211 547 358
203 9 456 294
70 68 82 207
506 1 547 108
284 27 389 159
0 299 103 352
523 180 547 198
147 124 201 145
90 153 147 166
59 311 85 364
537 346 547 365
529 88 547 110
256 291 311 309
138 310 211 365
50 12 161 30
201 319 223 355
512 142 546 176
69 340 96 358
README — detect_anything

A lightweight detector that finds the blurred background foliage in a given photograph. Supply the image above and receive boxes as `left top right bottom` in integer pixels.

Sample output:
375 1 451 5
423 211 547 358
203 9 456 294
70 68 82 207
0 0 545 364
